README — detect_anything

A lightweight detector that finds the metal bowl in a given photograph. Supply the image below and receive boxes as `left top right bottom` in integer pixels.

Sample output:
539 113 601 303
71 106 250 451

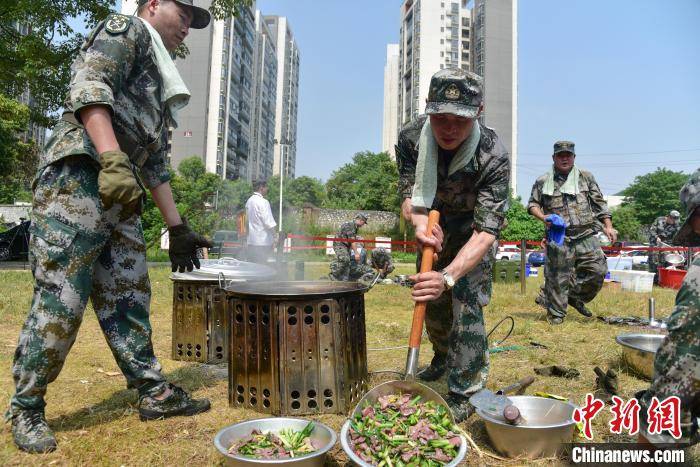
616 333 666 379
214 417 337 466
340 420 467 467
477 396 577 459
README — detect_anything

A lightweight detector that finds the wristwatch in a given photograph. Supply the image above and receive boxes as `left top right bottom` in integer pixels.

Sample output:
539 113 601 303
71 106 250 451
441 269 455 290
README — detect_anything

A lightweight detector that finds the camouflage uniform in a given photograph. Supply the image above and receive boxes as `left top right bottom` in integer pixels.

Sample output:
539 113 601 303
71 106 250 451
329 221 373 281
10 15 173 414
397 114 510 396
639 169 700 444
370 248 395 279
528 159 610 319
647 215 681 274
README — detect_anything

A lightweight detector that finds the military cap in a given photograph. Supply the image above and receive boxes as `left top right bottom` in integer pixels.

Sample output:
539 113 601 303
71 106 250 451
673 169 700 246
426 68 483 119
669 210 681 219
553 141 576 156
355 213 369 223
138 0 211 29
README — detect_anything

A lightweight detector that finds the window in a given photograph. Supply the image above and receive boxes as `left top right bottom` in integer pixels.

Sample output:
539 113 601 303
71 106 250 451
440 51 444 57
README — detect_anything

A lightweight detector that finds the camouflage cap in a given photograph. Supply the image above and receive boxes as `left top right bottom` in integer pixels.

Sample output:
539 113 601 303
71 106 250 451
138 0 211 29
355 213 369 224
673 169 700 246
426 68 483 119
553 141 576 156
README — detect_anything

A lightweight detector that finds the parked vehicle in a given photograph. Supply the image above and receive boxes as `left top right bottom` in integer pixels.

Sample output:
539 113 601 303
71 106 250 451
0 220 31 261
209 230 241 257
496 245 521 261
527 251 546 267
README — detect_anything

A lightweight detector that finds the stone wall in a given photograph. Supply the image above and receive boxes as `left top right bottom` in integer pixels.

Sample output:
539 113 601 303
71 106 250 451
288 207 399 233
0 204 31 225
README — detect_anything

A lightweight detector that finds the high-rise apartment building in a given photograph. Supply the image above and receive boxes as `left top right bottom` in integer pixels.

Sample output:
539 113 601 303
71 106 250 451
397 0 472 128
472 0 518 191
382 44 399 159
250 11 278 181
264 16 300 179
387 0 517 190
121 1 297 184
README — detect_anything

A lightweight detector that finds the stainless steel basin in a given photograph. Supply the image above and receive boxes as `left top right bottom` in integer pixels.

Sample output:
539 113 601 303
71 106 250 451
214 417 336 466
616 333 666 379
477 396 577 459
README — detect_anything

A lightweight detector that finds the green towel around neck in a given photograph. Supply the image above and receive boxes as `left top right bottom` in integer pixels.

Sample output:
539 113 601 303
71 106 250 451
136 17 190 128
542 165 581 196
412 119 481 208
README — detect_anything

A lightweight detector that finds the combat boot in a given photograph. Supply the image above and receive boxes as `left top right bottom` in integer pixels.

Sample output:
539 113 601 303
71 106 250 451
570 300 593 317
534 293 547 310
138 383 211 421
445 393 474 423
547 314 564 325
10 409 57 453
417 353 447 382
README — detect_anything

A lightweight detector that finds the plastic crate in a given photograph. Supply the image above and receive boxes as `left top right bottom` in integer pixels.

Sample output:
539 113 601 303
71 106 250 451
619 270 655 293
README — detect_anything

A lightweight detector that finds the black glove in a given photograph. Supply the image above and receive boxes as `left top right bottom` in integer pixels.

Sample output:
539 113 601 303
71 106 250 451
168 220 213 272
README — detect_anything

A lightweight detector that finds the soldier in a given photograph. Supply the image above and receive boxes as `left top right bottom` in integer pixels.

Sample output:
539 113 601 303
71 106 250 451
638 169 700 445
648 209 681 278
328 213 373 281
528 141 616 324
7 0 213 453
369 247 395 279
398 69 510 422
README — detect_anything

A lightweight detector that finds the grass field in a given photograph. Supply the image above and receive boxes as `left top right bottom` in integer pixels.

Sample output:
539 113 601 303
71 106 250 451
0 263 696 465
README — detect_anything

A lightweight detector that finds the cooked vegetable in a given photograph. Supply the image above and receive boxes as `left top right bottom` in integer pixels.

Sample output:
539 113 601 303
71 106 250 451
228 422 319 459
348 395 462 466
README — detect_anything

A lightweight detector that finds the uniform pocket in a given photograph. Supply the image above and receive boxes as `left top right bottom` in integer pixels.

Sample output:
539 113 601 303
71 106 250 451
30 213 78 249
29 213 79 296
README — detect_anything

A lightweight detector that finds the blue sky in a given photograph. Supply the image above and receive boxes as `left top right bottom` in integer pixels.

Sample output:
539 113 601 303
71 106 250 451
257 0 700 200
110 0 700 200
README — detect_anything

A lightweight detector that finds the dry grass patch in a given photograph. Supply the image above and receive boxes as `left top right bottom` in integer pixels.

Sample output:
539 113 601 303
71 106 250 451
0 264 697 465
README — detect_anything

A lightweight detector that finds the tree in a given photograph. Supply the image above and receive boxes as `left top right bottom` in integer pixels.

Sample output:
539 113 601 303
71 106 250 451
286 176 326 207
141 156 222 245
0 0 252 127
611 204 643 242
500 196 545 242
324 151 400 212
621 169 689 226
0 94 37 203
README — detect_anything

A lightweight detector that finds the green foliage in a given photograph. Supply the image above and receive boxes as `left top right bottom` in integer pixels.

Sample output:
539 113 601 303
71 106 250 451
621 169 689 226
611 204 643 242
286 176 326 207
142 156 240 246
217 178 252 218
500 196 545 241
324 151 400 212
0 94 37 203
0 0 252 127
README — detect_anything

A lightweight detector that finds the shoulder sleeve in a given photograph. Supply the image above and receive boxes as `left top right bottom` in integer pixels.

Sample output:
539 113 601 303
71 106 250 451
474 137 511 237
70 15 147 121
527 176 546 214
139 125 172 189
396 115 426 199
582 171 611 220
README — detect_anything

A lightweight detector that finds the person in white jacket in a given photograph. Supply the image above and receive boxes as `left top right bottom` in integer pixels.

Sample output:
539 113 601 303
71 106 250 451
245 179 277 263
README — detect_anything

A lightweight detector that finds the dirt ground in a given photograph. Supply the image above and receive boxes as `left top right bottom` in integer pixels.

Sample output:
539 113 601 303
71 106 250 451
0 263 696 465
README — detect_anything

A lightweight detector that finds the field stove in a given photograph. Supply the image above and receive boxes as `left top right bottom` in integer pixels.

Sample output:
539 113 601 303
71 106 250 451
224 281 370 416
170 258 275 364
